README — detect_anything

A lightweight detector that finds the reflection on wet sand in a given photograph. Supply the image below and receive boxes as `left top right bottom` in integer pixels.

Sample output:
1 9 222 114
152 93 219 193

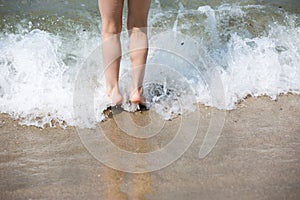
101 110 153 199
103 167 128 200
103 167 152 200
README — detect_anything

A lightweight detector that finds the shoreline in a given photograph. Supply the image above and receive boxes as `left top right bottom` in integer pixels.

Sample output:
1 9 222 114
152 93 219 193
0 93 299 129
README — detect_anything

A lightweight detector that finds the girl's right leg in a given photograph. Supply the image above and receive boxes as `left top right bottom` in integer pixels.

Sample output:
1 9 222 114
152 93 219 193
98 0 124 105
127 0 151 104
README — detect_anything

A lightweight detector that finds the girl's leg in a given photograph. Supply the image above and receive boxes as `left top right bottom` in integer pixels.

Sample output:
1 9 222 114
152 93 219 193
127 0 151 104
98 0 124 105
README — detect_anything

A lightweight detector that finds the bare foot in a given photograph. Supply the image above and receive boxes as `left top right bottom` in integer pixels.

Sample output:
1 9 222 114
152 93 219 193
130 87 145 105
107 87 123 106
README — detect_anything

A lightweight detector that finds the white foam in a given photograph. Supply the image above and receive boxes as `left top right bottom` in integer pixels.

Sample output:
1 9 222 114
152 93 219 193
0 30 74 127
217 26 300 109
0 28 103 127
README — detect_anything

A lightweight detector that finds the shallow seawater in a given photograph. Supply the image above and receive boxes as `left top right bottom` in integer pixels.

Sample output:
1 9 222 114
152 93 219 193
0 0 299 127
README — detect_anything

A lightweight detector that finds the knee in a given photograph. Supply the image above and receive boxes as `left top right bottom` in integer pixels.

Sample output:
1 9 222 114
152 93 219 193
102 20 122 37
127 17 147 31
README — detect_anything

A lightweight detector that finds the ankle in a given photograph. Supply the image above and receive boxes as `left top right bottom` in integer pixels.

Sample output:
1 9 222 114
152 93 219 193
131 86 143 95
106 86 123 105
107 85 118 97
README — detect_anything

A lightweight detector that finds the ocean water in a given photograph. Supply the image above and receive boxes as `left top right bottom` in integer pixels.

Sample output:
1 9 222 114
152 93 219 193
0 0 299 128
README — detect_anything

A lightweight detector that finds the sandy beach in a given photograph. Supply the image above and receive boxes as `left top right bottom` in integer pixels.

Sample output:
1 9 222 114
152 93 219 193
0 94 299 200
1 0 300 199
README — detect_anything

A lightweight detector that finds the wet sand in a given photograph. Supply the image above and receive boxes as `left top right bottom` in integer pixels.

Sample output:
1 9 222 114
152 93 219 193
0 95 299 200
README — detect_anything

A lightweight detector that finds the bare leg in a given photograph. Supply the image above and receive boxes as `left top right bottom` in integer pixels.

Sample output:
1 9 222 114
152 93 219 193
98 0 124 105
127 0 151 104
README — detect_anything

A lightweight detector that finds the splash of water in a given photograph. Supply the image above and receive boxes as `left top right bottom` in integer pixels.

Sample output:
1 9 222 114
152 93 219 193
0 4 299 128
